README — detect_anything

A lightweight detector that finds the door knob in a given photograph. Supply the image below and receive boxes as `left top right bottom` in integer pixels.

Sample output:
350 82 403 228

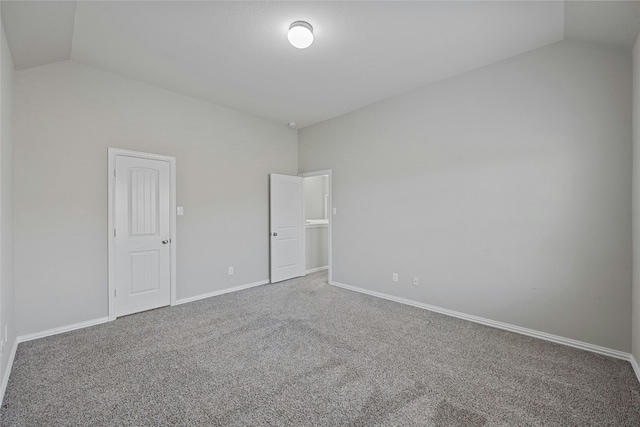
272 232 278 236
162 239 169 244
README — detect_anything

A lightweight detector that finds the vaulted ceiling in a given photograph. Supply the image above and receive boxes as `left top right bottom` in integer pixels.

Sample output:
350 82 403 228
2 1 639 128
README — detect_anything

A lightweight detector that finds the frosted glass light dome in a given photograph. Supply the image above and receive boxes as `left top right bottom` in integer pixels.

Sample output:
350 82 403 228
288 21 314 49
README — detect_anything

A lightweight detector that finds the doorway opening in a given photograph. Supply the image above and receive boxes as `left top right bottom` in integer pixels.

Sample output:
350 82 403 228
300 170 332 285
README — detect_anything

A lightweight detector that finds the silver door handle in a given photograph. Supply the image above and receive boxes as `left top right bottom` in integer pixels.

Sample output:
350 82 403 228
272 232 277 236
162 239 169 244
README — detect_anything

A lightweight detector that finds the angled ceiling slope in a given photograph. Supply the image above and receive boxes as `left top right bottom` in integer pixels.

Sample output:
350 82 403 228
6 1 631 128
1 0 76 70
564 1 640 50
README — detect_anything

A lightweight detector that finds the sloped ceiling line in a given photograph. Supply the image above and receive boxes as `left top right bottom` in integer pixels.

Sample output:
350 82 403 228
2 1 638 127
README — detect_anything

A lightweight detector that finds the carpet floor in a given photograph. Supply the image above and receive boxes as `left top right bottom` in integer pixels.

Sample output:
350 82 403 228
1 271 639 426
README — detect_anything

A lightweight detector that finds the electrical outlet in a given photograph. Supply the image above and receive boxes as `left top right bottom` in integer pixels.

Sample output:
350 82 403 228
228 266 234 275
412 277 419 286
392 273 398 282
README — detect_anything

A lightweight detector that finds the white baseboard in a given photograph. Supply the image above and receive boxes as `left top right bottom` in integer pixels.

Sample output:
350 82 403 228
17 317 110 344
305 266 328 274
0 338 18 407
630 355 640 385
331 281 631 361
175 279 270 306
15 280 272 342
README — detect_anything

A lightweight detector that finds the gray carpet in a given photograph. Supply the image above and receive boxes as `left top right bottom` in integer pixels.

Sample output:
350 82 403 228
2 271 639 426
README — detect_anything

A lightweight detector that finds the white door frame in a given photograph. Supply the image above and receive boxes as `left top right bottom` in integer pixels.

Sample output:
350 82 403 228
108 148 177 321
299 169 332 285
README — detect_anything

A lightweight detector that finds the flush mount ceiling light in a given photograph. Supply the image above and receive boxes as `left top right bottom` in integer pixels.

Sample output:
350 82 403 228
288 21 314 49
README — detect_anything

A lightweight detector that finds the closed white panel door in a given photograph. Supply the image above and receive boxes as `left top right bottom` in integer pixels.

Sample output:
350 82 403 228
115 155 171 317
270 174 304 283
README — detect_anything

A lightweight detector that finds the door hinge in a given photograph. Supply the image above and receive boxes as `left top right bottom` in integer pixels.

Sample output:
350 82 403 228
114 289 117 297
114 229 116 237
114 169 116 177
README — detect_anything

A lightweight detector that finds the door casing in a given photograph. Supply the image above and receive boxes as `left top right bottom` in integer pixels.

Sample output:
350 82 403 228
108 148 177 321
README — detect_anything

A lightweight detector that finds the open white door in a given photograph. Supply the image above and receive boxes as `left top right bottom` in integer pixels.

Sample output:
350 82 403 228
114 155 171 317
270 174 304 283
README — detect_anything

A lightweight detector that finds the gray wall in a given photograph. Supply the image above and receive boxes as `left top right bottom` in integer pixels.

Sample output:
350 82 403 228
304 175 327 220
305 226 328 271
633 32 640 365
13 61 298 336
299 41 632 352
0 17 15 386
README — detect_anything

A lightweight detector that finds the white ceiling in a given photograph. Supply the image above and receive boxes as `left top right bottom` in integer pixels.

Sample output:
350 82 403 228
1 1 638 128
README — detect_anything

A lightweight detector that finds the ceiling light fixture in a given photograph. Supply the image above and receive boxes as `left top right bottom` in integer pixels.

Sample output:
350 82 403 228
288 21 314 49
